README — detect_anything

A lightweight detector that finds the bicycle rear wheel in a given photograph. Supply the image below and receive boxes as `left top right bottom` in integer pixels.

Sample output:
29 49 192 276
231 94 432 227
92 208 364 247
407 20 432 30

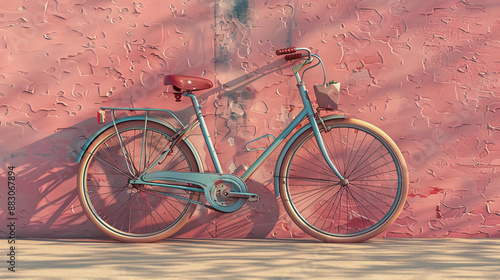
78 121 201 242
279 118 408 242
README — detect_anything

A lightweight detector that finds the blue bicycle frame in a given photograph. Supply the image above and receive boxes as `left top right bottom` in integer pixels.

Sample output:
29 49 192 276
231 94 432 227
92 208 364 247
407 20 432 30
185 53 346 188
76 51 346 198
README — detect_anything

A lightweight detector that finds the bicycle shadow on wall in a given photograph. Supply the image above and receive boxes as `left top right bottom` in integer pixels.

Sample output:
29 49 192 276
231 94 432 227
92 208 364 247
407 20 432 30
0 127 87 238
1 57 306 240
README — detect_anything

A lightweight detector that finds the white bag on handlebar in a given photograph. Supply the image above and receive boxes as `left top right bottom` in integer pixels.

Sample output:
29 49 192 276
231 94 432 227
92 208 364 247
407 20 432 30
313 82 340 110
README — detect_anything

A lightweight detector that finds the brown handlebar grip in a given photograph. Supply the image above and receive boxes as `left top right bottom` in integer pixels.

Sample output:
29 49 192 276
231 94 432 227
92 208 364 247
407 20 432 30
285 53 304 60
276 47 296 55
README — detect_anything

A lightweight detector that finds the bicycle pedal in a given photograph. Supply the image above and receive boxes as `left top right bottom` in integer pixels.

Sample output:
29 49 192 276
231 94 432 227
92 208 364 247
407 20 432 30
227 191 260 202
248 195 260 202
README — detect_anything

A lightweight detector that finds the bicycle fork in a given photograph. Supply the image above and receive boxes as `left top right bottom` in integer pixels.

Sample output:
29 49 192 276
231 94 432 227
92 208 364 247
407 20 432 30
296 73 346 184
308 113 347 184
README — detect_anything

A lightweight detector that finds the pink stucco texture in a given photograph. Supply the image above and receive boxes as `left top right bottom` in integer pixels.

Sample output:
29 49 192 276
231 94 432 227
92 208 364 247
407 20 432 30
1 0 500 239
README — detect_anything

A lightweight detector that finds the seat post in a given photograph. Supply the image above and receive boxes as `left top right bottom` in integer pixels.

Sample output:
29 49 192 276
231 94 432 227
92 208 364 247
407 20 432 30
186 92 223 174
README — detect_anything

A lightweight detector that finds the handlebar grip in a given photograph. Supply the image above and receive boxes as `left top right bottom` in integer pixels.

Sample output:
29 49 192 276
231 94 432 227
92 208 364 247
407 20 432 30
276 47 296 55
285 53 304 61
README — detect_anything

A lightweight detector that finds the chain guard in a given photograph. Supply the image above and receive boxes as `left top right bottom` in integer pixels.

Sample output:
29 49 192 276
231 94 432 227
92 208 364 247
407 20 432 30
140 171 252 213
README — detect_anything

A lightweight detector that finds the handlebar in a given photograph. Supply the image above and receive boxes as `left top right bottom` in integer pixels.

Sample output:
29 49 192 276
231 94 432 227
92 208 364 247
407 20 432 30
284 53 304 61
276 47 312 62
276 47 296 55
276 46 326 84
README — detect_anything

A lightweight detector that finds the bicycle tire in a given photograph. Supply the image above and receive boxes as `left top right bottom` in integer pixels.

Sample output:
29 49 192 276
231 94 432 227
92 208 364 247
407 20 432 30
279 118 408 242
78 121 201 242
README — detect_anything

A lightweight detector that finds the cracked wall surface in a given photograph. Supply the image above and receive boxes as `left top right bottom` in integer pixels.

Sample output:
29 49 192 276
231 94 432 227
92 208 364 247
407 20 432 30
0 0 499 239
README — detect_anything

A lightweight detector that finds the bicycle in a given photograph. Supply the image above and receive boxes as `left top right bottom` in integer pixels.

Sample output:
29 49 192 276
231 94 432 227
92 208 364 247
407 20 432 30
76 47 409 243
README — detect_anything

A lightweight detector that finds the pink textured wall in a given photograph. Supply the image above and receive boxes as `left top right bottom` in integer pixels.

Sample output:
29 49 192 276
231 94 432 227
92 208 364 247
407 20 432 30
1 0 499 239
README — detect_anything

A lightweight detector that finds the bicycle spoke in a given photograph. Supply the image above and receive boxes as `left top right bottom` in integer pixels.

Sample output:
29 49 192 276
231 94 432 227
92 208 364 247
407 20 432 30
93 155 134 179
330 128 345 177
349 157 395 183
344 137 378 179
285 181 339 219
298 143 332 172
143 135 172 172
140 124 148 172
288 163 334 181
141 188 190 219
318 187 344 231
349 183 396 207
344 131 366 178
343 127 350 174
350 178 398 184
344 187 375 230
290 154 331 177
141 192 168 232
103 190 136 227
348 186 391 218
285 176 338 186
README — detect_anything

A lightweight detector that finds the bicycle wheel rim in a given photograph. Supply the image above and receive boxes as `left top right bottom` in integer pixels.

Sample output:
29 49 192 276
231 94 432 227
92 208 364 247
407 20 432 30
281 118 408 242
78 121 201 241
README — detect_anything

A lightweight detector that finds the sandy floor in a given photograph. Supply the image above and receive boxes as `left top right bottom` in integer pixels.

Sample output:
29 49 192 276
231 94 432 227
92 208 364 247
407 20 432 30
3 238 500 279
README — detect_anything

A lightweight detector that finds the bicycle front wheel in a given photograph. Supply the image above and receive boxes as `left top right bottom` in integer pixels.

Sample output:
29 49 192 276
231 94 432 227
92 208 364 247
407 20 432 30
78 121 201 242
279 118 408 242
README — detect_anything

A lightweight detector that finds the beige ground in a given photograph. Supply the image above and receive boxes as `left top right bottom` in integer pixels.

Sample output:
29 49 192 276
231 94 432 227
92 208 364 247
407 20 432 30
3 238 500 279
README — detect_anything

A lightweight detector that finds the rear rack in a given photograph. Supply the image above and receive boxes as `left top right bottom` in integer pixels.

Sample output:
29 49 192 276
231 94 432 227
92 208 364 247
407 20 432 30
99 107 186 128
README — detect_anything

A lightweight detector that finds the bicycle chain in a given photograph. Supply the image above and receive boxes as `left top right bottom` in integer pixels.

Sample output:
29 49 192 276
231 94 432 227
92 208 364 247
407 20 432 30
171 192 220 211
144 188 219 211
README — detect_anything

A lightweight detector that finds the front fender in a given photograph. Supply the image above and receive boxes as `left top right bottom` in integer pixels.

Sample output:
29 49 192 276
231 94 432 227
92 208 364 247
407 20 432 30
273 114 347 197
75 116 177 163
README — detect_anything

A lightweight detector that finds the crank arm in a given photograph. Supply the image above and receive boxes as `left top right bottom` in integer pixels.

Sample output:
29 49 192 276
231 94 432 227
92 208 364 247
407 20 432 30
226 192 260 202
